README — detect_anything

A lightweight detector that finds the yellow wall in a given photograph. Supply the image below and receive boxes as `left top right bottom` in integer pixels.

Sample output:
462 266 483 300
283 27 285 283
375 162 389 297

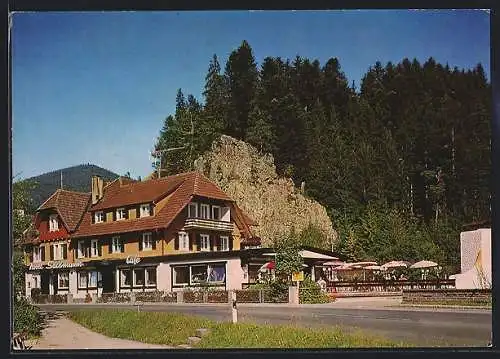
128 208 137 220
106 211 113 222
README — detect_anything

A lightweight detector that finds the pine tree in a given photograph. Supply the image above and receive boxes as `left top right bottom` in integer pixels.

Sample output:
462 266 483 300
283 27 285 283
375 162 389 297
224 40 258 139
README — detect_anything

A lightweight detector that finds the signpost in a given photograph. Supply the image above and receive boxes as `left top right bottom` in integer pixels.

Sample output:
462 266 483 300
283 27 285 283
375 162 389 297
292 271 304 297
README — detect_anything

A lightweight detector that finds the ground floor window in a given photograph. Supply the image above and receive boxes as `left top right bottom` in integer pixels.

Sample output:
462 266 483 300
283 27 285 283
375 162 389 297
172 262 226 287
58 272 69 289
78 271 101 290
119 267 157 290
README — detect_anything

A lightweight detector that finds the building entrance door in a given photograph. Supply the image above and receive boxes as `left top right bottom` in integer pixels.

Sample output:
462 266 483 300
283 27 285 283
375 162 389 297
41 271 50 294
101 268 115 293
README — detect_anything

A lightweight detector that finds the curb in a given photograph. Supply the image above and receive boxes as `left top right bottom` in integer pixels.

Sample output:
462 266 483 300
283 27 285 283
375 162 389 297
398 304 492 310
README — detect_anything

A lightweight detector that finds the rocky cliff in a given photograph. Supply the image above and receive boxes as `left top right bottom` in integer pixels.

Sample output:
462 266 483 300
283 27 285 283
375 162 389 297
194 135 337 247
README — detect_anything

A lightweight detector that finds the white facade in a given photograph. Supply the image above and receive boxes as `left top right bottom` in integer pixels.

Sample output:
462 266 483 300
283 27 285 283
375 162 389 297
25 272 41 297
453 228 491 289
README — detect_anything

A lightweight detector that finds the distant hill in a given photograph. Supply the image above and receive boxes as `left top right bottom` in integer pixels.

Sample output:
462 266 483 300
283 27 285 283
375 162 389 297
24 164 120 209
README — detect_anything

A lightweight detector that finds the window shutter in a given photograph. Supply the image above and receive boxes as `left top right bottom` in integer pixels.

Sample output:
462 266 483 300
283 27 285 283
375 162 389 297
229 236 233 251
62 244 68 260
91 213 95 224
49 245 54 261
121 238 125 253
196 234 201 252
139 235 143 251
98 242 102 256
29 250 34 263
152 232 157 250
174 233 179 250
189 233 193 251
86 242 91 258
41 247 45 261
136 208 140 218
210 235 214 251
109 238 113 253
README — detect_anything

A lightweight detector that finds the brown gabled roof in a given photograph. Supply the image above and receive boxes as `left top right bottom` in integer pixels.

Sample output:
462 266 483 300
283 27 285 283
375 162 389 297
91 176 183 211
37 189 91 232
73 171 237 238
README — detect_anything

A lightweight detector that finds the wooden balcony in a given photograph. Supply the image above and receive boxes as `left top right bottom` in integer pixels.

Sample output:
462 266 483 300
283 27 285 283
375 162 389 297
184 218 234 232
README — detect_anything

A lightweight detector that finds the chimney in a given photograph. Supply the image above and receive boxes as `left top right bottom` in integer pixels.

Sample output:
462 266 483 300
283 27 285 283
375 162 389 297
91 175 104 205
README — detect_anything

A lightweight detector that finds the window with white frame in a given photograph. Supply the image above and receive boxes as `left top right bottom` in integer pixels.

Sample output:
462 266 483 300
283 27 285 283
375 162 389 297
173 266 189 286
134 268 145 286
212 205 221 220
78 271 88 288
58 272 69 289
91 239 99 257
219 236 229 251
140 204 152 218
111 236 123 253
49 214 59 231
120 269 132 287
142 232 153 251
178 232 189 251
188 202 198 218
94 211 104 223
116 208 126 221
200 204 210 219
200 234 210 251
52 243 63 260
146 267 157 286
77 240 85 258
88 271 98 287
33 246 42 262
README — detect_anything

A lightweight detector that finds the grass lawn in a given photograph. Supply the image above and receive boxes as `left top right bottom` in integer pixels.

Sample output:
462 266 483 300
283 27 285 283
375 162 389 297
68 310 411 348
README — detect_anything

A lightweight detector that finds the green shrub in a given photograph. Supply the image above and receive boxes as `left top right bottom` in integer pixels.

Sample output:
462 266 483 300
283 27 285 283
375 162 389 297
13 297 42 337
299 276 330 304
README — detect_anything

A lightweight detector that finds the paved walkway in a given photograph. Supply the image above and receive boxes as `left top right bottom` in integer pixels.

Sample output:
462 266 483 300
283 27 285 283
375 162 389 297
30 312 173 350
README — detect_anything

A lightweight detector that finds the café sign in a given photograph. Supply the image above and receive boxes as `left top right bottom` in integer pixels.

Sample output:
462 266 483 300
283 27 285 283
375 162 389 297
126 256 141 265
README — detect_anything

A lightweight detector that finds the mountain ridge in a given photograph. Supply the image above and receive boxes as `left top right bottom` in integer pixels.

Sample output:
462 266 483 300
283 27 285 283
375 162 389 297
23 164 120 209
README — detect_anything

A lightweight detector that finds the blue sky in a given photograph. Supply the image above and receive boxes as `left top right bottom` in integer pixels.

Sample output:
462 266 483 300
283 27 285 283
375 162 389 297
12 10 490 180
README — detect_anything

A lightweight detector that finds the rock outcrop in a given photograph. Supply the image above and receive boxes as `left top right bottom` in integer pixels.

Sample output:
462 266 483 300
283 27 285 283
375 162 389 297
194 135 337 247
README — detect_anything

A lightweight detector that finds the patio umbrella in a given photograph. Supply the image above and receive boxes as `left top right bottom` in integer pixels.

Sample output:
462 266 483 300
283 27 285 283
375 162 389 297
410 260 438 269
259 261 276 272
381 261 410 270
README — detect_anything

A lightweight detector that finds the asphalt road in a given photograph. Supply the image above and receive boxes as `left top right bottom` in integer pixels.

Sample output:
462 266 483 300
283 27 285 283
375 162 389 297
38 303 491 347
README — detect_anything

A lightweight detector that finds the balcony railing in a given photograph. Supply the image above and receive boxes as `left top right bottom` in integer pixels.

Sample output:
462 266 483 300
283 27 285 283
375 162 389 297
184 218 234 232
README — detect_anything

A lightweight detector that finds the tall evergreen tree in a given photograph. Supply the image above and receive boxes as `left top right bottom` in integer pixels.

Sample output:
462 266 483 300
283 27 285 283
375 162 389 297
224 40 258 139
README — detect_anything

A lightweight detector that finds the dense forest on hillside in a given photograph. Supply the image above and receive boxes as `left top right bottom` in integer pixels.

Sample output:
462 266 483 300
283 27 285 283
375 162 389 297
23 164 119 209
153 40 491 273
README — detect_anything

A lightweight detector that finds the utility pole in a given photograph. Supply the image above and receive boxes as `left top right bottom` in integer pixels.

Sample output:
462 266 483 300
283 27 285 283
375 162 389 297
60 171 63 190
151 147 187 179
152 112 196 177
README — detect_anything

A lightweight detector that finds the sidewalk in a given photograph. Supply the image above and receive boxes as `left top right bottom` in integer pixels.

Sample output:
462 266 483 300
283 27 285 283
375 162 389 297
29 312 173 350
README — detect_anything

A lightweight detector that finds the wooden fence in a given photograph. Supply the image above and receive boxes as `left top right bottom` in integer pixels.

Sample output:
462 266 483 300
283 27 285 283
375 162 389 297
326 279 455 294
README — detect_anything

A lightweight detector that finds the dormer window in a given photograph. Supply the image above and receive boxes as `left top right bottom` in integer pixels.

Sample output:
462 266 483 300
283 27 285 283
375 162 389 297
188 202 198 218
140 204 152 218
116 208 126 221
212 206 221 221
200 204 210 219
49 214 59 232
94 211 104 224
